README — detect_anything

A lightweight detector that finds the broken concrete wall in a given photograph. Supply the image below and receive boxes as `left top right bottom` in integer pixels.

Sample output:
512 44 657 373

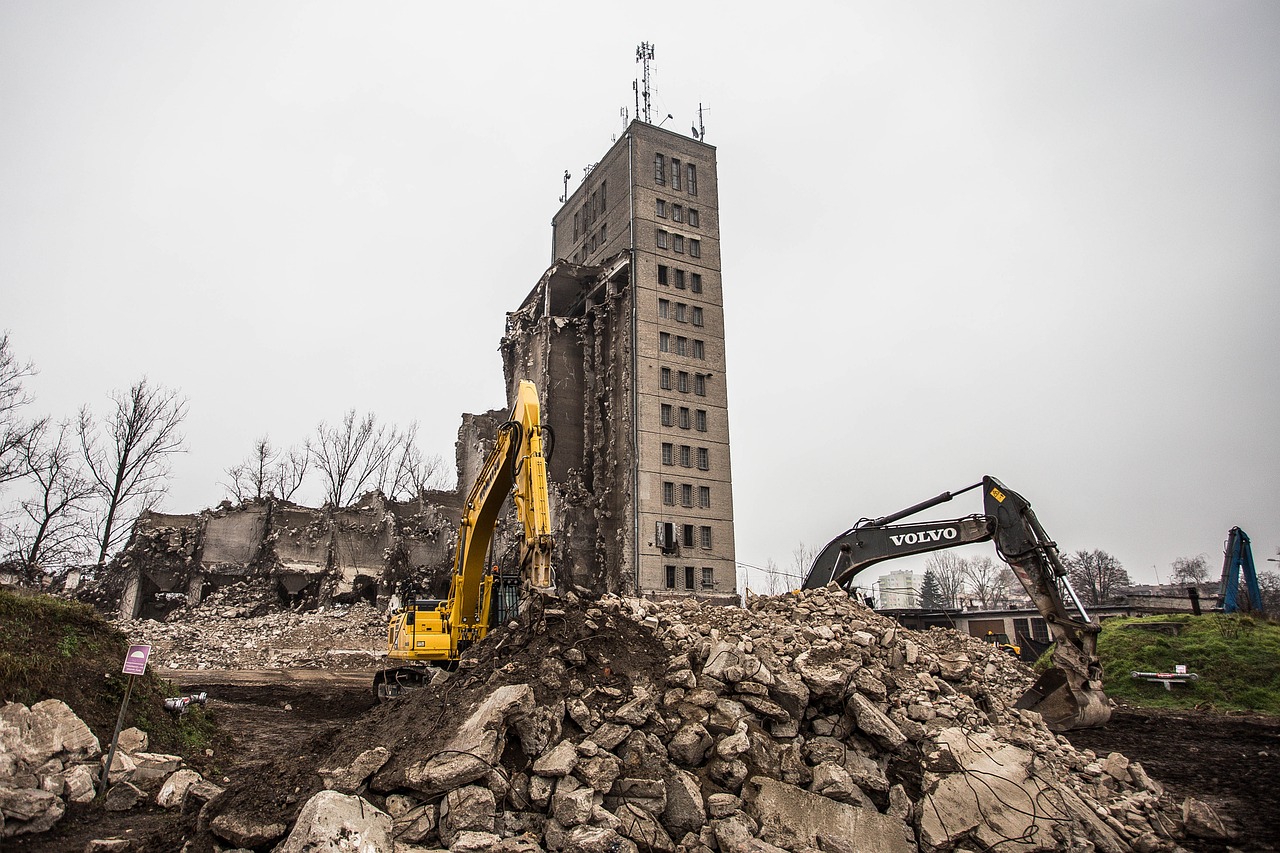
501 253 636 597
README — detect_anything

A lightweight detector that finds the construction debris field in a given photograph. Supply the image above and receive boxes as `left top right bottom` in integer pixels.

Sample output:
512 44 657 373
6 588 1279 853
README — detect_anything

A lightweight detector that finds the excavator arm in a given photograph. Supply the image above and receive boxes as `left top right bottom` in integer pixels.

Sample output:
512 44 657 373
376 380 553 700
804 475 1110 730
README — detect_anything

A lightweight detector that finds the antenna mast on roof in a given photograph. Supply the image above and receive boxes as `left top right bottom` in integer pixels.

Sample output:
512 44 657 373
635 42 655 124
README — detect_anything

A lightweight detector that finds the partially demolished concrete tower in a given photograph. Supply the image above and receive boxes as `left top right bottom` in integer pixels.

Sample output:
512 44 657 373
502 120 736 604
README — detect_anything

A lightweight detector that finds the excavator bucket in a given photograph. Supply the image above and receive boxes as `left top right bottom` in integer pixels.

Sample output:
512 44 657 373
1015 667 1112 731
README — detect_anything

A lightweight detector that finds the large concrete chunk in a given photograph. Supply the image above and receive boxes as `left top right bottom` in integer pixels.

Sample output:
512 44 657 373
397 684 534 796
744 776 913 853
275 790 393 853
917 728 1064 852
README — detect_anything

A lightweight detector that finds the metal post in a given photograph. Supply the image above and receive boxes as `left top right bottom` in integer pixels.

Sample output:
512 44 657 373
98 674 135 797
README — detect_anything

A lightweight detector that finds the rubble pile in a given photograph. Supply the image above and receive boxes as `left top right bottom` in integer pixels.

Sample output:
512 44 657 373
201 586 1227 852
117 581 385 670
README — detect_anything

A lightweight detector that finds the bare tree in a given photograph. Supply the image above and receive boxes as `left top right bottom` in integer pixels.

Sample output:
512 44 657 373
962 555 1009 609
223 436 311 502
8 420 94 574
311 410 402 508
1063 549 1131 606
1 334 44 487
373 422 450 500
790 541 818 591
924 550 966 608
78 379 188 564
1258 569 1280 615
765 558 783 595
1170 554 1211 586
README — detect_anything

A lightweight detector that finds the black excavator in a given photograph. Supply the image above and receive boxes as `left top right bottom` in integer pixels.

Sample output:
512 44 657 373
803 475 1111 731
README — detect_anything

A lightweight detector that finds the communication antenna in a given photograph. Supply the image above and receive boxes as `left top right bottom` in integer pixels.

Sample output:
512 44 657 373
696 103 707 140
620 106 629 133
635 42 655 124
559 170 570 204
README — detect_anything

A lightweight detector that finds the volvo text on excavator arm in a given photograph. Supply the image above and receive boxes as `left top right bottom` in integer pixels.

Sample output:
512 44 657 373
803 475 1111 731
373 380 554 701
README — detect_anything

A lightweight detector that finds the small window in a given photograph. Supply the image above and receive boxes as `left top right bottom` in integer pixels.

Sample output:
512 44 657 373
674 269 685 289
660 367 672 390
694 374 706 396
676 336 687 357
656 199 667 218
600 223 606 242
692 306 703 326
697 447 709 470
590 233 597 251
665 565 676 589
679 407 691 429
693 339 705 359
701 567 714 588
672 204 683 223
661 404 673 427
700 526 712 549
671 159 682 191
684 566 695 590
675 303 686 323
573 212 580 241
655 154 665 185
659 332 670 353
591 190 597 219
658 299 670 319
656 229 669 249
689 208 699 227
699 486 711 508
663 481 675 506
600 180 606 210
678 371 689 393
695 409 707 431
662 442 673 465
683 524 695 547
681 484 693 507
689 239 701 258
657 265 669 286
687 163 697 195
673 234 684 254
679 445 691 467
691 273 703 294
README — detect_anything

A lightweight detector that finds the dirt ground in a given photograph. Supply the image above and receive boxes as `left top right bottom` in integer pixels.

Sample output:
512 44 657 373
10 675 1280 853
1065 706 1280 853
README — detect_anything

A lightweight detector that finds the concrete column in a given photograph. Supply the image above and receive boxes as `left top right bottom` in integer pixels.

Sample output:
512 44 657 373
118 569 142 621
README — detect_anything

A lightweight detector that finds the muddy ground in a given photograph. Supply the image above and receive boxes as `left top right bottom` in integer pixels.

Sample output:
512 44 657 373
1066 706 1280 853
10 676 1279 853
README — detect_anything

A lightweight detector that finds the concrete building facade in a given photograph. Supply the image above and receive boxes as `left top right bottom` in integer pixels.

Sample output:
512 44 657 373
502 120 736 603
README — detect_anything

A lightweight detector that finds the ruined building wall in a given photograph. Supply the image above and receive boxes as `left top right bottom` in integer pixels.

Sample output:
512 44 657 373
501 257 637 596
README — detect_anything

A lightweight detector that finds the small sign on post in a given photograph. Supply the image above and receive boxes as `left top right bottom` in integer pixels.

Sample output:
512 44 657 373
122 645 151 675
99 644 151 797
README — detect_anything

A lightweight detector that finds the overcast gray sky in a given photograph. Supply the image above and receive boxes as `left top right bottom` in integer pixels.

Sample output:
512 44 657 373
3 2 1277 591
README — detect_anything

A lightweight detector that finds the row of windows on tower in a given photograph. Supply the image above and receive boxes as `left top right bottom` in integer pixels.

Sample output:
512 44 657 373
659 334 705 360
656 199 699 227
666 565 715 591
656 265 702 292
572 180 607 241
656 230 700 257
660 368 709 396
657 521 714 552
655 154 697 195
661 405 707 431
658 299 702 326
663 481 712 509
662 443 710 470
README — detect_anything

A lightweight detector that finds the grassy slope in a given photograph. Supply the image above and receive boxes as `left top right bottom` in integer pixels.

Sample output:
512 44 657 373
1098 613 1280 713
0 587 214 755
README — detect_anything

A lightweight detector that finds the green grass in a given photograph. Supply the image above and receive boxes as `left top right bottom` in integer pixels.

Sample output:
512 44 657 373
1096 613 1280 714
0 588 216 758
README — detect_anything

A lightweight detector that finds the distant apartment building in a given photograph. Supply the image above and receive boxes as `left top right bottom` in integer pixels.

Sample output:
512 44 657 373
501 119 736 603
877 568 920 609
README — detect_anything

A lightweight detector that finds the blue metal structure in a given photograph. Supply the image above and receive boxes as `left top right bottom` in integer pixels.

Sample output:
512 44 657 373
1219 526 1264 615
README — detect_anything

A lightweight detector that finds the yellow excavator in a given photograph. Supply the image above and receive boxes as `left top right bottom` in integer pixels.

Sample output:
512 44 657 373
373 380 554 701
